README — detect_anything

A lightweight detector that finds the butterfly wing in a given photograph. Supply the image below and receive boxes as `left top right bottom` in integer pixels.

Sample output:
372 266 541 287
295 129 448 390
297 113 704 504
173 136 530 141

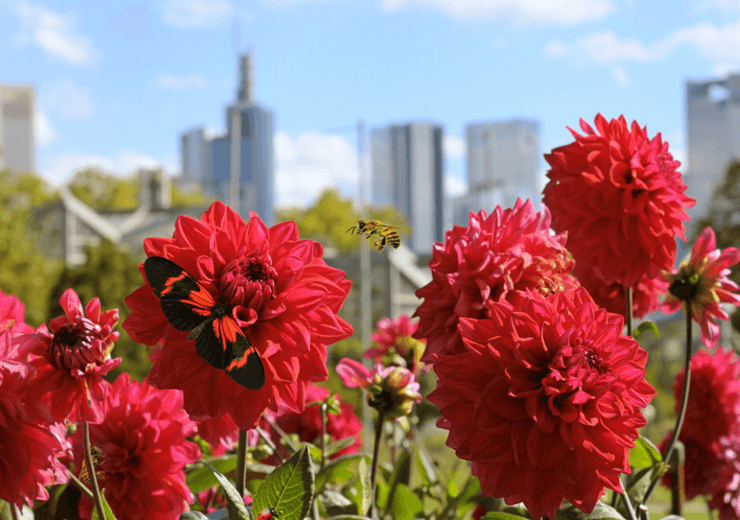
144 256 217 332
197 314 265 390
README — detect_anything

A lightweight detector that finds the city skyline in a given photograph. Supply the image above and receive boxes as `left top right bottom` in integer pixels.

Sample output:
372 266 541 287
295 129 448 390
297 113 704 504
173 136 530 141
2 1 740 214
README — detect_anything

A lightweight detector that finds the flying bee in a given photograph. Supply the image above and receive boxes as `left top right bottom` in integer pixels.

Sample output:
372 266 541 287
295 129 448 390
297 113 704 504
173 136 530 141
347 220 406 252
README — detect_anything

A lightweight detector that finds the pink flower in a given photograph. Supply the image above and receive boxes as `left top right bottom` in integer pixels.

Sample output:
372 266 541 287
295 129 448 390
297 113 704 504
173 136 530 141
337 359 421 419
0 328 68 507
414 198 577 362
543 114 695 289
366 315 427 374
123 202 353 430
428 288 655 520
17 288 121 424
74 373 201 520
661 348 740 500
709 434 740 520
662 227 740 348
195 413 240 456
0 288 35 335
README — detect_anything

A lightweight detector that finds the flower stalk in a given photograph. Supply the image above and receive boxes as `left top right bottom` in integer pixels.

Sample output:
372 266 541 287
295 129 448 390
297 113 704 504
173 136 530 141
236 429 248 500
625 286 633 337
368 412 385 518
83 421 106 520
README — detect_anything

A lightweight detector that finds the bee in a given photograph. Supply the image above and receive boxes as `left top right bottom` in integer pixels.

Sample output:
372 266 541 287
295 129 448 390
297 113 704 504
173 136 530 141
347 220 406 252
79 446 105 487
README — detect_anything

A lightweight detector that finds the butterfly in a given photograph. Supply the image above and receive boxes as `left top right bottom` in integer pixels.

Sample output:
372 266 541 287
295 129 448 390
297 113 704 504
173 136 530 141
143 256 265 390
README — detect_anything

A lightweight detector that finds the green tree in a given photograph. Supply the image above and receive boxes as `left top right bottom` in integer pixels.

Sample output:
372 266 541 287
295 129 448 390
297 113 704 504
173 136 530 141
695 159 740 333
0 170 62 325
276 188 410 253
48 239 151 381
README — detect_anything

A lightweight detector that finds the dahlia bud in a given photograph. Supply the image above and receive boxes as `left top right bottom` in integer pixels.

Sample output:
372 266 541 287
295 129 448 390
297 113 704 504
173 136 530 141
337 358 421 419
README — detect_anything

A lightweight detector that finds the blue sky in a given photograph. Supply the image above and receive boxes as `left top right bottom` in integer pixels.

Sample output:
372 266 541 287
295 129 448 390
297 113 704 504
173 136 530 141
2 0 739 207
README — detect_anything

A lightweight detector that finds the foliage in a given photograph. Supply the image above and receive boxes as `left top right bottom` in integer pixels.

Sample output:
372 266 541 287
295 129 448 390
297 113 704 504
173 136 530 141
0 180 63 325
275 188 410 253
68 166 209 211
695 159 740 335
47 239 150 381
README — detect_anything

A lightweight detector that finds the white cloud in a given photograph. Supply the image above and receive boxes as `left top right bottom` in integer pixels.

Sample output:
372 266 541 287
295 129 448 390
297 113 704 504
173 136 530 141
35 109 57 146
546 18 740 67
712 63 740 77
155 73 209 89
41 79 94 120
380 0 614 26
160 0 234 28
445 174 466 198
15 3 98 66
41 150 173 185
444 135 465 159
696 0 740 12
613 66 630 86
274 131 359 207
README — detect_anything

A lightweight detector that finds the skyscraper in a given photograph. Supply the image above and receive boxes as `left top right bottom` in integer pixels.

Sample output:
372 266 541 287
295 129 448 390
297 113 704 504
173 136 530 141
371 122 444 254
451 119 541 227
179 52 275 225
685 73 740 228
0 84 35 173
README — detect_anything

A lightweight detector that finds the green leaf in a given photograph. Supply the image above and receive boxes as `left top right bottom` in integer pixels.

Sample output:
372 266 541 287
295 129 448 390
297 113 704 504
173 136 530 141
390 483 423 520
89 493 118 520
252 445 315 520
315 454 368 490
483 512 532 520
186 455 240 494
324 436 358 459
414 437 438 486
324 516 373 520
318 489 356 516
199 461 250 520
629 437 662 469
633 321 660 339
382 448 411 516
358 457 371 517
554 501 625 520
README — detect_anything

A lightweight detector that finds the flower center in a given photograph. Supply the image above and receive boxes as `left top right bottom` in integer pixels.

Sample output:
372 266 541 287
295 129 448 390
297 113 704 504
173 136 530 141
50 319 102 372
221 249 279 311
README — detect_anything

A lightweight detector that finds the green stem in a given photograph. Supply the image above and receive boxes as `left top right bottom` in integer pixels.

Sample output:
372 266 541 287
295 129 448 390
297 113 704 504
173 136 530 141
368 413 385 518
320 403 327 470
618 474 638 520
236 429 248 500
10 504 18 520
641 307 693 508
82 422 106 520
255 425 284 463
625 285 633 337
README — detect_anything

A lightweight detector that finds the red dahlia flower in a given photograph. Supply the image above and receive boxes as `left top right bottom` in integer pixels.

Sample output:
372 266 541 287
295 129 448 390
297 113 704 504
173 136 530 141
123 202 353 430
261 383 362 461
17 288 121 424
366 314 427 375
0 329 68 507
74 373 201 520
662 227 740 348
709 434 740 520
414 198 577 362
576 264 668 319
428 288 655 520
543 114 695 289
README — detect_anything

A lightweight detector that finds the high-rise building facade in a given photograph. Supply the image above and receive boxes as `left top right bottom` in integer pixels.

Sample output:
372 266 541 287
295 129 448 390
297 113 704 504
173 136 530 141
371 122 444 254
0 84 35 173
451 119 541 227
178 52 275 225
685 73 740 228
